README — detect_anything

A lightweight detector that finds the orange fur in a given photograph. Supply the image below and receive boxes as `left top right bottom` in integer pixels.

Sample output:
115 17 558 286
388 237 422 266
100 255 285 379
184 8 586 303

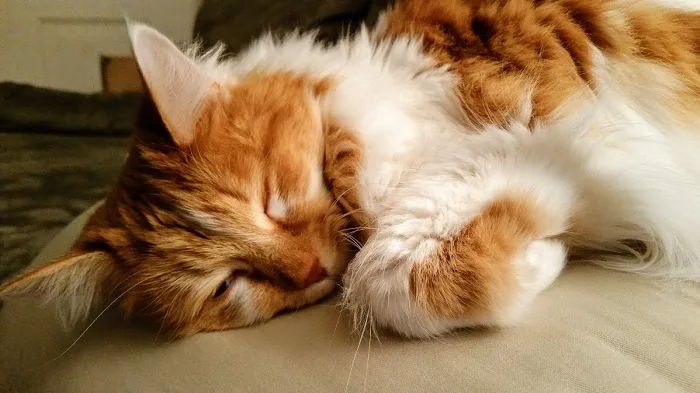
408 194 540 319
3 0 700 338
323 125 374 245
0 72 351 338
381 0 700 125
382 0 594 125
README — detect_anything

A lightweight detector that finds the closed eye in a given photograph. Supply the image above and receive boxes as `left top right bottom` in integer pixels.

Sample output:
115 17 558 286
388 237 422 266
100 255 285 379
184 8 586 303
213 276 234 299
212 270 250 299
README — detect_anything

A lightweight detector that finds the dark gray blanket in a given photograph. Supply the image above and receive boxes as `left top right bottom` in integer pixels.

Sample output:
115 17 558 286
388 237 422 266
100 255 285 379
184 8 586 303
194 0 390 54
0 82 141 136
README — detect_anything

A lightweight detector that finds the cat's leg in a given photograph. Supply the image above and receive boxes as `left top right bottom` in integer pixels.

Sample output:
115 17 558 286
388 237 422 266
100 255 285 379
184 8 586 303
341 172 575 338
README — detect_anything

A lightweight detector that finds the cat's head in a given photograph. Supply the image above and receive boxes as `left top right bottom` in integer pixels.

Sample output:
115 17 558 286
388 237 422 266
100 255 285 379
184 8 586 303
0 23 352 337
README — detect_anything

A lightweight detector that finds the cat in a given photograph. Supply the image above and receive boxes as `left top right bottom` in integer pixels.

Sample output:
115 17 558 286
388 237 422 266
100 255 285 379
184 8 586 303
1 0 700 339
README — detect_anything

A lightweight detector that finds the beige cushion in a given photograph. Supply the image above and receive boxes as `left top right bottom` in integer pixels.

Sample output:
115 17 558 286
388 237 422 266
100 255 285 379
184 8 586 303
1 202 699 393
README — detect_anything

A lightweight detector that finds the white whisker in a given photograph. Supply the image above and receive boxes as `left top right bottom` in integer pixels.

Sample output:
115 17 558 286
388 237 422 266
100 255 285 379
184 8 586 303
41 276 152 367
344 309 369 393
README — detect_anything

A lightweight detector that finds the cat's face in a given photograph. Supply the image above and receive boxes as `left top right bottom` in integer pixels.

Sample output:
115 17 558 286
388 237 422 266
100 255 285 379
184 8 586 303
0 24 353 337
110 73 350 336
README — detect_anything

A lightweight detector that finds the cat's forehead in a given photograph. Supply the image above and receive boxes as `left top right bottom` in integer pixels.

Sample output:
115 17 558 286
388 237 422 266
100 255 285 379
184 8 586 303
84 70 335 255
212 72 325 132
189 72 328 204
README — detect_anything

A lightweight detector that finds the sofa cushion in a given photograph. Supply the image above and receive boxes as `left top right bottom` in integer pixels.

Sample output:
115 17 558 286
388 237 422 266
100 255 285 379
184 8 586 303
1 202 699 392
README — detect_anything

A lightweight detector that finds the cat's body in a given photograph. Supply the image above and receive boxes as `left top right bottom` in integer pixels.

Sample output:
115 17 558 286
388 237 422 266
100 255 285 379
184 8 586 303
228 0 700 336
2 0 700 338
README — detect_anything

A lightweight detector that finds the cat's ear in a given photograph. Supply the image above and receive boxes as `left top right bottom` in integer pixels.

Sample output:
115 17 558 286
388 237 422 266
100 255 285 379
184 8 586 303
127 21 213 146
0 251 116 328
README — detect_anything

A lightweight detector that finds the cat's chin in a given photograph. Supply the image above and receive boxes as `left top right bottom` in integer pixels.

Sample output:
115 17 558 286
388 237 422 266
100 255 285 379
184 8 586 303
297 278 340 307
189 278 340 336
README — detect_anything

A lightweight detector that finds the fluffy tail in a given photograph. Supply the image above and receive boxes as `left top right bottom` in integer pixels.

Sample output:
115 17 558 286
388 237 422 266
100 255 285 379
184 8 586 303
554 114 700 282
527 100 700 282
573 160 700 282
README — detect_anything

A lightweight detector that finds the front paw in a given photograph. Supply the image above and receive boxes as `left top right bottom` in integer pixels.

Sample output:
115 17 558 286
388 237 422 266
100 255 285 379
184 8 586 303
341 196 567 338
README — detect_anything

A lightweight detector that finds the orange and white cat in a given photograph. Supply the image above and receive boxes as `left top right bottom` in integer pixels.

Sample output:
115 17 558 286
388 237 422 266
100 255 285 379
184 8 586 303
2 0 700 338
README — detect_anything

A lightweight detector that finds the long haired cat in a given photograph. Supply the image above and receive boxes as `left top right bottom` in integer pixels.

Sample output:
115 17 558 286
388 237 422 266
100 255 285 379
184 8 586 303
2 0 700 338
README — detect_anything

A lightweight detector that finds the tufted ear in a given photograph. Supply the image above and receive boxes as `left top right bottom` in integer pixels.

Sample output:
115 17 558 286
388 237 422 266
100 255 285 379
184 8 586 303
127 21 214 146
0 251 116 328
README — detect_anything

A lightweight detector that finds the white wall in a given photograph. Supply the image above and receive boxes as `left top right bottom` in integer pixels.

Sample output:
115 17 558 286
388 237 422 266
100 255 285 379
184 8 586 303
0 0 200 93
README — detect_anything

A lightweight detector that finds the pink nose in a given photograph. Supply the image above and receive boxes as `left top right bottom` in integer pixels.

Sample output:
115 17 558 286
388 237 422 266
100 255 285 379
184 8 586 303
304 259 328 287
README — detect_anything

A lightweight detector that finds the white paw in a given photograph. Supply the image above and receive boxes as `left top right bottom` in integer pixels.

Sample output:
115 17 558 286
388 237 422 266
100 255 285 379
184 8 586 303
521 239 567 292
340 236 447 338
497 239 567 323
342 236 567 338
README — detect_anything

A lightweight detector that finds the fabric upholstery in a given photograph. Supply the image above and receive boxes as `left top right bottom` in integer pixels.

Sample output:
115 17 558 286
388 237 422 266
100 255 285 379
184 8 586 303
1 202 699 392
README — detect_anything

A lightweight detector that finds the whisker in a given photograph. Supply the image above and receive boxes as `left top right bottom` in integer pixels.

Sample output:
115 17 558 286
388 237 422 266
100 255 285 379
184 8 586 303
340 226 378 234
363 306 372 393
322 183 362 222
41 276 152 367
330 307 345 345
345 309 369 393
340 233 363 250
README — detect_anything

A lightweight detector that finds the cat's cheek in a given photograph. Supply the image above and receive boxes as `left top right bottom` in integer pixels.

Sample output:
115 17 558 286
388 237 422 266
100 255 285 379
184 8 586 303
227 279 264 326
237 278 338 324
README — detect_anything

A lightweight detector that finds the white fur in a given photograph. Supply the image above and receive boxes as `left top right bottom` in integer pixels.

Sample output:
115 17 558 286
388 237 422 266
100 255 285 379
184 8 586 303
340 123 581 337
0 252 113 330
181 207 220 232
654 0 700 11
266 194 288 220
306 167 324 200
229 279 259 326
133 5 700 336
